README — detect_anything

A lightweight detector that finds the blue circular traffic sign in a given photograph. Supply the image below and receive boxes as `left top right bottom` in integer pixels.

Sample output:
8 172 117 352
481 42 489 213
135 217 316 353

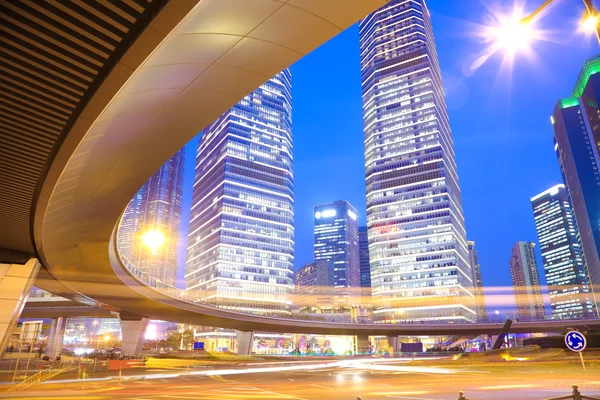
565 331 587 352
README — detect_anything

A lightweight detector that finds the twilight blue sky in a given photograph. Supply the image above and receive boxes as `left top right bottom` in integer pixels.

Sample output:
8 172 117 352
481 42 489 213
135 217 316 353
177 1 599 309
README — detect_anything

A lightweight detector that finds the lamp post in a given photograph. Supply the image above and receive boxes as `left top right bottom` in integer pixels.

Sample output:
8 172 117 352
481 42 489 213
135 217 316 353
491 0 600 52
141 229 165 285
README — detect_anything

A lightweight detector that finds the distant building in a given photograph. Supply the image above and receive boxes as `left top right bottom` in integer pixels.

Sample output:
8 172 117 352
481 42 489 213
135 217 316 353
360 0 475 323
509 242 545 321
467 241 486 322
117 149 185 286
531 185 596 319
185 70 294 316
552 56 600 312
314 201 360 302
99 319 121 336
64 318 87 341
358 226 371 289
294 260 334 289
293 260 334 315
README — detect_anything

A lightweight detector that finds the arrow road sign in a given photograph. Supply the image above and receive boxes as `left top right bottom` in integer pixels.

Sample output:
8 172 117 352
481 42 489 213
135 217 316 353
565 331 587 352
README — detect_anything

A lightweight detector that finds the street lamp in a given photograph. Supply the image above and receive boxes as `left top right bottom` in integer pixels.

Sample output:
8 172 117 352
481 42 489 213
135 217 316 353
142 229 165 254
142 229 165 284
491 0 600 50
583 8 599 33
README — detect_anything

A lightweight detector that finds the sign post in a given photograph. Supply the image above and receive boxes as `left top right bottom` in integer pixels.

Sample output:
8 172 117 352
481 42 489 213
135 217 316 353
565 331 587 370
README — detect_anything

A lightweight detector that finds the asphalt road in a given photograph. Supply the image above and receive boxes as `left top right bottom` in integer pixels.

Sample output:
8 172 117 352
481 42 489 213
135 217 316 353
2 358 600 400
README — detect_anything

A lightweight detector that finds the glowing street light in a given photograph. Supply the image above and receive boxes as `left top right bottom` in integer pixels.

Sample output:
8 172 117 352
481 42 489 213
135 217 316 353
472 0 599 75
490 16 533 54
492 0 600 47
583 10 598 34
142 229 165 253
104 334 111 341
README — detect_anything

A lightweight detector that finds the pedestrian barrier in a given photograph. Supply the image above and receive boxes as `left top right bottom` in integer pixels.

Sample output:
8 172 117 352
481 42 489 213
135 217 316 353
543 385 600 400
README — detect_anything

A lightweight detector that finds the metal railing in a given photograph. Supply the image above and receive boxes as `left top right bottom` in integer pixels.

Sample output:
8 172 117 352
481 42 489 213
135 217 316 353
7 365 76 392
544 385 600 400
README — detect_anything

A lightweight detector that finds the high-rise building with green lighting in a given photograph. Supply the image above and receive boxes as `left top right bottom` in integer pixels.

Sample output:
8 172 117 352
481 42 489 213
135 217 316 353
552 55 600 314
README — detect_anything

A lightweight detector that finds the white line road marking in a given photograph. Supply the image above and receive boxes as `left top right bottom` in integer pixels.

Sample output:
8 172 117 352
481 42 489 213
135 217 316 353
385 397 438 400
310 384 332 389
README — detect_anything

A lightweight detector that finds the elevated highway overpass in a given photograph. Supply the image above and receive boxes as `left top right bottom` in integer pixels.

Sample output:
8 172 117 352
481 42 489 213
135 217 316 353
1 0 599 357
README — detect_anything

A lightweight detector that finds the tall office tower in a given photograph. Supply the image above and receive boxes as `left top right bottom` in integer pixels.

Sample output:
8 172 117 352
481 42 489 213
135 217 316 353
314 201 360 301
509 242 545 321
185 70 294 316
359 226 371 288
117 150 184 286
467 241 486 322
135 150 185 286
531 185 596 319
293 260 334 314
552 56 600 312
360 0 475 323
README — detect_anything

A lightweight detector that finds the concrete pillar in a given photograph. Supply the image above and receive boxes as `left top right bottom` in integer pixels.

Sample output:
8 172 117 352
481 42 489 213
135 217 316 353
0 259 40 358
46 317 66 359
356 335 370 355
386 335 399 356
235 330 254 356
119 315 149 357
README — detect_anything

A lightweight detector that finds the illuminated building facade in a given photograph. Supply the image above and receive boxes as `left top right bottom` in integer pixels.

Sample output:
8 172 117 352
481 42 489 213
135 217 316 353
552 56 600 312
531 185 596 319
64 318 87 341
509 241 545 321
185 69 294 316
314 201 360 302
467 241 485 322
293 260 335 316
360 0 475 322
117 150 185 286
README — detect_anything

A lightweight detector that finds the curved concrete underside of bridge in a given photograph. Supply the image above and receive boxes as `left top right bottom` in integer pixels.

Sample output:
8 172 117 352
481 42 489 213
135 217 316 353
4 0 600 337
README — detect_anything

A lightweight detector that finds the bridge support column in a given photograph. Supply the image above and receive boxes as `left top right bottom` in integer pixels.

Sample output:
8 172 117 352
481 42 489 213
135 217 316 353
0 259 40 358
46 317 66 359
492 319 513 350
119 315 149 357
356 335 370 355
235 330 254 356
387 335 399 356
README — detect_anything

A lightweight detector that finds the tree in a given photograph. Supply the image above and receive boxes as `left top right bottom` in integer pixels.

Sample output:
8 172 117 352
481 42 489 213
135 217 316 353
165 330 194 350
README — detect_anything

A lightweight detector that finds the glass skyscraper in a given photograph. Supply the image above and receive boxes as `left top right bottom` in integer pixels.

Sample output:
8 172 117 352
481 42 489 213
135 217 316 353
509 241 545 321
467 241 485 322
185 69 294 316
314 201 360 302
531 184 596 319
360 0 475 323
117 149 185 286
552 56 600 313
